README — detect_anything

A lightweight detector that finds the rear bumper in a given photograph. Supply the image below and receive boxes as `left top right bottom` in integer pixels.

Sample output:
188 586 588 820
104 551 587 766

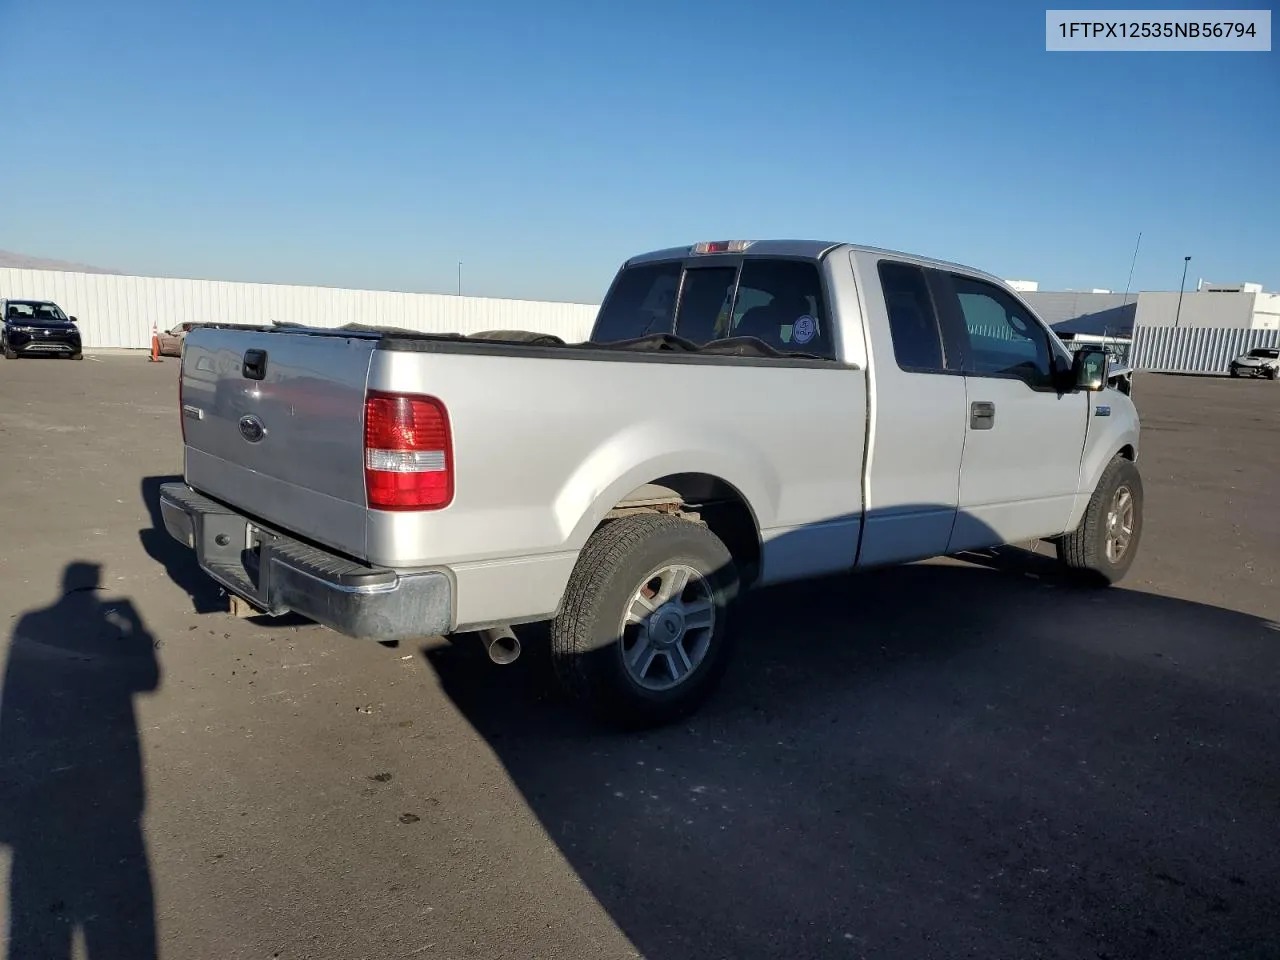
158 481 453 641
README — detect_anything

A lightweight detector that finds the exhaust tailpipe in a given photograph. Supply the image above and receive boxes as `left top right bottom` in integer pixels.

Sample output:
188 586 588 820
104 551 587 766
479 626 521 665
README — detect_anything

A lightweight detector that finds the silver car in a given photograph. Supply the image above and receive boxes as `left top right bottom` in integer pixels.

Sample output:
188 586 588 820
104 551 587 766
1228 347 1280 379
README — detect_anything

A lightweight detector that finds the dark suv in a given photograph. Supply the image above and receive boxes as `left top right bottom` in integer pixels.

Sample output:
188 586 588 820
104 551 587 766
1 299 83 359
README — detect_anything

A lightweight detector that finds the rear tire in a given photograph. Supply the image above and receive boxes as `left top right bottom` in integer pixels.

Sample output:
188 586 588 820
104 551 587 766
1057 455 1143 586
550 513 739 729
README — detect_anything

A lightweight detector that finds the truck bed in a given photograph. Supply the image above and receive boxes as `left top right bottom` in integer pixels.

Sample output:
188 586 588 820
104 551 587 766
178 323 865 627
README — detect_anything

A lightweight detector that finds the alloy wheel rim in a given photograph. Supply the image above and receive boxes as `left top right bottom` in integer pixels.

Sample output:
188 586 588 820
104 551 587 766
618 563 715 691
1105 485 1135 563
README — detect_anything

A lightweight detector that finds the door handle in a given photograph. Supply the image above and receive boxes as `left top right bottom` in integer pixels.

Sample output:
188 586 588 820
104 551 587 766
970 401 995 430
242 349 268 381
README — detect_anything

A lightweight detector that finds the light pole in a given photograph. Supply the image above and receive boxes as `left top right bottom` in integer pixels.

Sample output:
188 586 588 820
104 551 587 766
1174 255 1191 328
457 261 462 297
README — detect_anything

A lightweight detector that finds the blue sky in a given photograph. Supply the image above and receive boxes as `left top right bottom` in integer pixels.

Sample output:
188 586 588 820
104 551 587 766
0 0 1276 302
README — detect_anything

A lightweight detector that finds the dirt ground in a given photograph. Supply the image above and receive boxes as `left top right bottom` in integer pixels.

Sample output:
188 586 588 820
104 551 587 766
1 357 1276 959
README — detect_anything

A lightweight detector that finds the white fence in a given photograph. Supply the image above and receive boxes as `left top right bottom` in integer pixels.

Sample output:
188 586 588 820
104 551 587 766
0 268 601 349
1131 325 1280 374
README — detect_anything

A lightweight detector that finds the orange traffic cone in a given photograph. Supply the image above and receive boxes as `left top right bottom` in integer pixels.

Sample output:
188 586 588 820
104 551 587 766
149 324 162 362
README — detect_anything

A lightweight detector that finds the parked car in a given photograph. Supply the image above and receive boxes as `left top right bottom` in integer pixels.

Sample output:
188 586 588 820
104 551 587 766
1 299 83 359
158 239 1142 728
1228 347 1280 379
157 322 210 357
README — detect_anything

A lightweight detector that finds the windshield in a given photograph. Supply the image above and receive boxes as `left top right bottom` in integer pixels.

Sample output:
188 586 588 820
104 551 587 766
5 301 69 322
1246 348 1279 359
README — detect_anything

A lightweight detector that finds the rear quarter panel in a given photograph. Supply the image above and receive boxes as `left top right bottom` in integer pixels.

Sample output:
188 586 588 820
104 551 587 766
366 345 868 623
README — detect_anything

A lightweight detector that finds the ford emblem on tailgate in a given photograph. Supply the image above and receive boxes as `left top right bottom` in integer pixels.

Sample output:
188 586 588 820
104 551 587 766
238 415 267 443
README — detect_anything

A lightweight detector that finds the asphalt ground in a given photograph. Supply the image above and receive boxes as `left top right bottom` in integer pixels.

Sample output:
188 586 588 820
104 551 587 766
0 356 1277 960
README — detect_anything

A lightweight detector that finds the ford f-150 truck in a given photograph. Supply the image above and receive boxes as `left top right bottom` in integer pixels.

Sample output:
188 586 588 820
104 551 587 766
159 239 1143 727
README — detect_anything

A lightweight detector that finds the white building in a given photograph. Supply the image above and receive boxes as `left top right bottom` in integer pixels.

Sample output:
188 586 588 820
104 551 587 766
1135 284 1280 330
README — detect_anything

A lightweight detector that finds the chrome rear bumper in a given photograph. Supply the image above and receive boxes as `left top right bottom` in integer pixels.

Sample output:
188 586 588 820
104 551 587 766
158 482 453 641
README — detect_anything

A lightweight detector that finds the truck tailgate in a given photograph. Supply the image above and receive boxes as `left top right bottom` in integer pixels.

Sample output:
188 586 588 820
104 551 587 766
180 328 377 559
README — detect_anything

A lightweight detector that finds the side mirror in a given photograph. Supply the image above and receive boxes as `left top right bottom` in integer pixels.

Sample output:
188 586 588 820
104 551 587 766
69 316 78 323
1072 347 1110 391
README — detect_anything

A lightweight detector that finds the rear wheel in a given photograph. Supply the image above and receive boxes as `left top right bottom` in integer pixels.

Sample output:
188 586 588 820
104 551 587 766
1057 455 1143 586
550 513 739 729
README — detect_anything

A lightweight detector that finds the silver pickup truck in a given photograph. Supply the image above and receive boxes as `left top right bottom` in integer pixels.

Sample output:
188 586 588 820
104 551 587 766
160 239 1142 727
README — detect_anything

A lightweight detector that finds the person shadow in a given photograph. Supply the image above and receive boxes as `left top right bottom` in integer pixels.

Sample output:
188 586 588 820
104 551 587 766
0 562 160 960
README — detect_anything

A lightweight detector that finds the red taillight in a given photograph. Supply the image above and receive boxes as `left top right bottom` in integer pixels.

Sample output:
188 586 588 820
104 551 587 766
363 391 453 510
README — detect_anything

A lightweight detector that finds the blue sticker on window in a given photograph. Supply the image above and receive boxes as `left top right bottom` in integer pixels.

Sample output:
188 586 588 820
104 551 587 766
792 315 817 344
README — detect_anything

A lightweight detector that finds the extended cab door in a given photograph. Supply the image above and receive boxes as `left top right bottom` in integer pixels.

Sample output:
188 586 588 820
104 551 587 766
932 272 1089 551
855 258 969 567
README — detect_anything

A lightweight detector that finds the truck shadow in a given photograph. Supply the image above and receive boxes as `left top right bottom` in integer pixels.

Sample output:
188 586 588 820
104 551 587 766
424 524 1280 959
139 475 225 615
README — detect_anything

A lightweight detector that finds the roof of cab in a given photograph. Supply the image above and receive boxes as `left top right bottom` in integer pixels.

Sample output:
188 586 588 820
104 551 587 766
625 240 1006 287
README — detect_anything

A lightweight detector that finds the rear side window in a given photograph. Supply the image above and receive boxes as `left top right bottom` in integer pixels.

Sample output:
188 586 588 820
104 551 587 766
591 262 681 342
877 260 945 372
728 259 831 357
674 267 737 344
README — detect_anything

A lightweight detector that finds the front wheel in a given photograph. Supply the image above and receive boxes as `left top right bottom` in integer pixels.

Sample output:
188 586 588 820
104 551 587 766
1057 455 1144 586
2 343 15 360
550 513 739 729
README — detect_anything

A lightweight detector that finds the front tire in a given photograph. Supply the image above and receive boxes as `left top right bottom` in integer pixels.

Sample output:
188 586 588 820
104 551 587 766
550 514 739 729
1057 455 1144 586
2 344 15 360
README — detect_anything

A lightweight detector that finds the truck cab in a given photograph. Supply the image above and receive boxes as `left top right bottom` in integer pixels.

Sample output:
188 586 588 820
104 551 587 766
588 241 1138 569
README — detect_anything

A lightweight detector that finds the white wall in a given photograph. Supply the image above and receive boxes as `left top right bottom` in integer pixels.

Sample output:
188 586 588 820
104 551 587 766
0 268 602 349
1135 291 1256 329
1251 293 1280 330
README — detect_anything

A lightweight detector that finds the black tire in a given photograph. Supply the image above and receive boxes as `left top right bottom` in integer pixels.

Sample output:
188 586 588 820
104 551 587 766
68 352 84 360
1056 455 1144 586
1268 367 1280 381
550 514 739 729
2 343 16 360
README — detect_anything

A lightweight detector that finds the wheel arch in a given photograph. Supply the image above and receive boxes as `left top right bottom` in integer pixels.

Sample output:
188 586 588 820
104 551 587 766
608 473 764 588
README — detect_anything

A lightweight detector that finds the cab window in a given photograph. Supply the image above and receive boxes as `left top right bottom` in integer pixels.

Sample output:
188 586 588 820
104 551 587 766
726 259 831 358
591 262 681 342
947 275 1057 389
877 260 946 372
674 267 737 344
